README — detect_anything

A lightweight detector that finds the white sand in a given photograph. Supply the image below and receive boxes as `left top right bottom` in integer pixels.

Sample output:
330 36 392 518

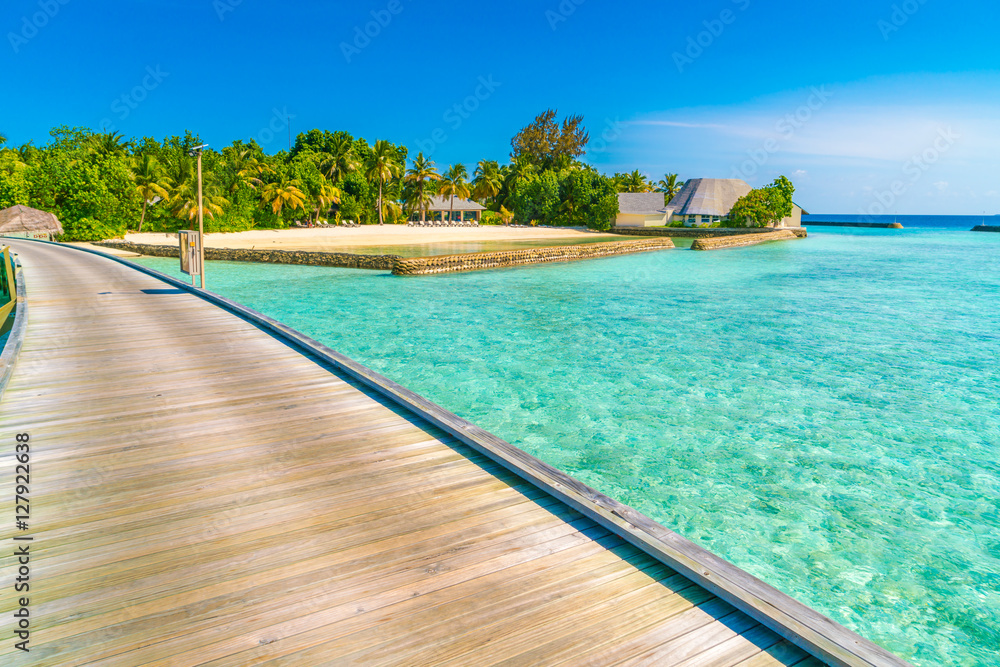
124 226 624 252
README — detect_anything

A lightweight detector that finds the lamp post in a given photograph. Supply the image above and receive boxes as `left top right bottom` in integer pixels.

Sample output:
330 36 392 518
189 144 209 289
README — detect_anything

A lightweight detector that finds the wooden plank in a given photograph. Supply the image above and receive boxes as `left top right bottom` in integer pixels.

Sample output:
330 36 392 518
733 640 813 667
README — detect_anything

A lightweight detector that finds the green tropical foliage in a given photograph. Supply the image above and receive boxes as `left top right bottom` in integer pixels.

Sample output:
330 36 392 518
366 140 404 225
0 149 30 209
511 109 590 170
405 152 441 222
656 173 685 203
2 111 730 239
727 176 796 228
472 160 502 205
614 170 654 193
130 154 171 232
439 164 472 222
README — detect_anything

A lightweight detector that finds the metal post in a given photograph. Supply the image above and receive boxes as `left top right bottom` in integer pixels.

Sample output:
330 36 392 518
197 150 205 290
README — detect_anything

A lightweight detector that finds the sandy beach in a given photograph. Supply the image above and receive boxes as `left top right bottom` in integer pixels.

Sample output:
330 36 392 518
125 226 626 253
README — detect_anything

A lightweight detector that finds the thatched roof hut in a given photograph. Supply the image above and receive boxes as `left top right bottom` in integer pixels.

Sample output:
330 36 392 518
0 206 64 236
665 179 753 219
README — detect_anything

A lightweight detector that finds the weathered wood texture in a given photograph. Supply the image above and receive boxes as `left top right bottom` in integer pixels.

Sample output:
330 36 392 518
0 241 909 666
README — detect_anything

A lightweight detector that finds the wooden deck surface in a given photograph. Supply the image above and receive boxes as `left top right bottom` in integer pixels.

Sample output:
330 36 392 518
0 241 823 666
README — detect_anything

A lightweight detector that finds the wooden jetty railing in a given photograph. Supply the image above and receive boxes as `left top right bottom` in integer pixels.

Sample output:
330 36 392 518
0 246 17 325
0 246 26 400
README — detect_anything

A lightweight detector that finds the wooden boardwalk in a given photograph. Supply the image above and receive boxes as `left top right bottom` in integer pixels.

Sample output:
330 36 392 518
0 241 903 666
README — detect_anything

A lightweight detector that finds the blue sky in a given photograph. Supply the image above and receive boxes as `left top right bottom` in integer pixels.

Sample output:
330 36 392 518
2 0 998 214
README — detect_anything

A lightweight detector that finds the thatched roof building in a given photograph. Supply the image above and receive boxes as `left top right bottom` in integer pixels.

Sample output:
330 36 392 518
423 196 486 222
426 195 486 212
665 179 805 228
0 205 64 236
665 179 753 222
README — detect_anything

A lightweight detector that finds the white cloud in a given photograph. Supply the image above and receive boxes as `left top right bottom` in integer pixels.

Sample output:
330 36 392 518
933 181 950 192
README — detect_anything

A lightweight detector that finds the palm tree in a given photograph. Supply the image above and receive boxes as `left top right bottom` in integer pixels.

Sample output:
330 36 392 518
498 205 514 226
473 160 502 205
656 173 685 203
170 179 229 223
226 148 272 193
131 154 172 232
322 134 358 183
261 179 307 216
88 131 129 157
0 132 6 147
365 140 402 225
439 164 471 224
622 169 653 193
309 181 341 223
405 153 442 222
502 155 537 191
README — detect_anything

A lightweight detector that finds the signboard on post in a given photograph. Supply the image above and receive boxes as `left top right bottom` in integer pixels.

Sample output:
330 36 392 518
178 230 203 285
0 231 52 241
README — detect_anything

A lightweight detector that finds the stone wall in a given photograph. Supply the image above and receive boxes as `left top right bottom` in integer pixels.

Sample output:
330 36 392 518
805 221 903 229
96 241 399 270
393 239 676 276
613 226 807 239
692 230 798 251
972 225 1000 233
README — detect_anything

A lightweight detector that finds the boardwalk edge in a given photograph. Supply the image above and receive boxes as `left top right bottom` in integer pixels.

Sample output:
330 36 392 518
0 253 28 402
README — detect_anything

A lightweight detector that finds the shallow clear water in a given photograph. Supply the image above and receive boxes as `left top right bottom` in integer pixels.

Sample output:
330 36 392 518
132 227 1000 666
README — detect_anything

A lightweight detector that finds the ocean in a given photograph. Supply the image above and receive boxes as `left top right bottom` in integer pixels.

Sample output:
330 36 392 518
131 225 1000 666
804 213 998 229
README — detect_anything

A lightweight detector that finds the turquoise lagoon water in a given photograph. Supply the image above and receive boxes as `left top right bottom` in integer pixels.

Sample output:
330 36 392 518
132 227 1000 666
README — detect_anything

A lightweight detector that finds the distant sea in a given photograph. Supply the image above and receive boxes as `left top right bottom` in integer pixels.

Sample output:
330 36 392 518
804 214 998 229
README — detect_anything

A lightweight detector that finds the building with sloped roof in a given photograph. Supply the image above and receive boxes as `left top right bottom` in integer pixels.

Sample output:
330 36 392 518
667 179 804 228
0 205 64 240
424 195 487 222
615 193 668 227
664 179 753 227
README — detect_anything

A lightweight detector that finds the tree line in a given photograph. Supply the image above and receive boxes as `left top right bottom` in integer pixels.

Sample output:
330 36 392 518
0 113 692 241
